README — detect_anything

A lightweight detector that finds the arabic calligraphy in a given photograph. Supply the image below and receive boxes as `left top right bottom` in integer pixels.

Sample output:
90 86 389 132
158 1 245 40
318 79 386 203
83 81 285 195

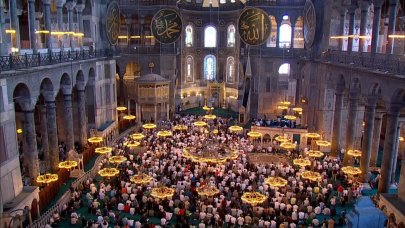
238 8 271 46
303 0 316 48
151 9 182 44
106 1 120 45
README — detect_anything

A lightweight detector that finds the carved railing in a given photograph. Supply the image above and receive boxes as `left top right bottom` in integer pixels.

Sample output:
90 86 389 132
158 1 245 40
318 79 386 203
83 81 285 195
0 49 117 72
27 126 137 228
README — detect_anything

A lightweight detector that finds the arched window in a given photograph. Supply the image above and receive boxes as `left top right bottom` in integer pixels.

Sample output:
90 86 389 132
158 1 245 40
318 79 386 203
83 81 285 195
278 63 290 75
220 0 226 4
204 55 216 81
227 24 236 47
226 57 235 83
279 15 292 48
185 25 193 47
204 26 217 48
185 56 194 82
266 16 277 47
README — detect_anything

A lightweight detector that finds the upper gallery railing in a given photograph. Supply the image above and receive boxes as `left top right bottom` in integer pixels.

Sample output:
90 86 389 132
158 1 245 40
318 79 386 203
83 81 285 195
0 49 117 72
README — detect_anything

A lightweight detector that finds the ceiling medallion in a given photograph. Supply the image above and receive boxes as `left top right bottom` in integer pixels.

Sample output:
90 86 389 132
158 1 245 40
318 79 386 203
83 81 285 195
105 1 120 45
238 7 271 46
151 8 183 44
303 0 316 48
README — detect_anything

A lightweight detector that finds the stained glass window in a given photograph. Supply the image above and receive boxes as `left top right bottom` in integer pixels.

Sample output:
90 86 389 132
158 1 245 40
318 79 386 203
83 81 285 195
204 26 217 48
204 55 216 81
186 56 194 82
226 57 235 83
227 24 236 47
185 25 193 47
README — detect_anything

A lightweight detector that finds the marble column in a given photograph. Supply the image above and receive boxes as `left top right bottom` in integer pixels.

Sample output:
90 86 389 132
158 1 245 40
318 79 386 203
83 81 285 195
125 15 132 47
65 1 76 50
0 0 6 55
77 89 87 147
276 18 282 48
331 90 344 156
28 0 37 53
9 0 20 51
40 105 50 166
119 74 125 105
386 0 399 54
63 94 74 151
370 112 384 167
338 9 347 51
46 101 59 171
358 1 369 52
378 105 401 194
347 7 356 53
370 0 383 54
23 110 40 178
76 4 85 49
343 92 359 165
56 0 65 31
360 98 377 182
391 124 401 183
43 0 52 51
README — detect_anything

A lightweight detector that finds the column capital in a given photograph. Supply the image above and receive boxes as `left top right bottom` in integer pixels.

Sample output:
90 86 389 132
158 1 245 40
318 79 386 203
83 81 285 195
366 95 378 107
56 0 66 7
42 91 56 102
60 84 72 95
387 104 402 116
358 1 370 11
28 0 35 3
42 0 52 5
15 97 37 112
373 0 384 7
75 4 85 12
389 0 399 6
65 1 76 10
0 0 5 7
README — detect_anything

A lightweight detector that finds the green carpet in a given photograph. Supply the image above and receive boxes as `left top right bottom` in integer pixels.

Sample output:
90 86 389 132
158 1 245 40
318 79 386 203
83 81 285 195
180 107 238 119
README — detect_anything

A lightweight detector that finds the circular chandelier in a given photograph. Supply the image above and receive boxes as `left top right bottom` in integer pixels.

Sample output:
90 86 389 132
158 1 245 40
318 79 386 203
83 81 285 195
279 101 291 106
173 125 188 131
36 173 58 184
400 136 404 142
347 149 362 157
315 140 331 147
229 125 243 132
293 158 311 167
193 121 207 127
300 171 322 181
292 107 303 112
196 185 220 197
116 106 127 111
212 129 219 134
265 177 288 187
109 155 127 164
157 130 172 137
142 123 157 129
182 145 239 164
306 132 321 138
280 142 296 149
241 192 268 206
125 141 141 148
88 137 103 143
130 173 153 185
131 133 145 140
341 166 362 176
277 105 289 110
247 131 262 138
58 160 78 170
274 135 289 142
123 115 136 120
16 128 22 134
95 146 113 154
204 114 217 120
284 115 297 120
202 106 214 111
150 187 175 199
98 168 119 177
306 150 324 158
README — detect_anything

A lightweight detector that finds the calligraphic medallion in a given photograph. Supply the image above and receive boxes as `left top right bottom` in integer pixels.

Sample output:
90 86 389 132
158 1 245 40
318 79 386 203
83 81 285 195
151 8 183 44
238 8 271 46
105 1 120 45
303 0 316 48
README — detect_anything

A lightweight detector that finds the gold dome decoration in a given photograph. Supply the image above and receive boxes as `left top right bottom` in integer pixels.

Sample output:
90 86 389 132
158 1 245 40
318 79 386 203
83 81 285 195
98 168 119 177
109 155 127 164
284 115 297 120
241 192 268 206
247 131 263 138
315 140 331 147
193 121 207 127
204 114 217 120
196 185 220 197
293 158 312 167
265 177 288 187
300 171 322 181
306 150 324 158
305 132 321 138
341 166 362 176
229 125 243 132
142 123 157 129
130 173 153 185
58 161 78 169
88 137 103 143
116 106 127 111
173 125 188 131
347 149 362 157
36 173 59 184
280 142 296 149
274 135 289 142
157 130 173 137
123 115 136 120
95 146 113 154
150 187 175 199
131 133 145 140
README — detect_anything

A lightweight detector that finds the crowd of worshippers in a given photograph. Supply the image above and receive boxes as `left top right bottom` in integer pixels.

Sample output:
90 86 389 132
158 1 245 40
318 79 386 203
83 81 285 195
46 115 362 228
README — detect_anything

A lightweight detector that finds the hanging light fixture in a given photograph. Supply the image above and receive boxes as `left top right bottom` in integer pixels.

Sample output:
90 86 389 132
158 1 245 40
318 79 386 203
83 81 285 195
341 166 362 176
109 155 127 164
247 131 263 138
293 158 311 167
347 149 362 157
142 123 157 129
95 146 113 154
157 130 173 137
36 173 59 184
150 187 175 199
88 137 103 143
241 192 268 206
300 171 322 181
131 133 145 140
